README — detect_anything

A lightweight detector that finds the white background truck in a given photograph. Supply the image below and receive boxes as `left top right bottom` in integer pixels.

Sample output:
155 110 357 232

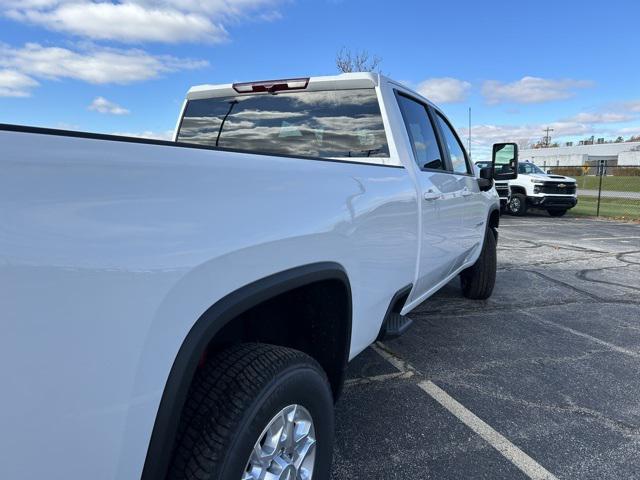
477 159 577 216
0 73 517 480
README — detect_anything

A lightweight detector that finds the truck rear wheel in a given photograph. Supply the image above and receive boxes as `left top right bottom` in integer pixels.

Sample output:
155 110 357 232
548 209 567 217
508 193 527 216
168 343 334 480
460 227 497 300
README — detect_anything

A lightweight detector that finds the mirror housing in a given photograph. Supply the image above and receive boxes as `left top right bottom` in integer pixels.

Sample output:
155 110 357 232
492 142 518 180
423 158 443 170
478 167 493 191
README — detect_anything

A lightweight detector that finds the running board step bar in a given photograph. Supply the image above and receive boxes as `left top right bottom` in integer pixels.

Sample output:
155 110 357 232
378 313 413 340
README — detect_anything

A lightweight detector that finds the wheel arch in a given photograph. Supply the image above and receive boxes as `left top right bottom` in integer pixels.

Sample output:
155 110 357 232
141 262 352 480
509 185 527 195
488 206 500 238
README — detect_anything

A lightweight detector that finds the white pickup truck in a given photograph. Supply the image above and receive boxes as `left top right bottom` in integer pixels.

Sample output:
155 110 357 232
476 159 577 217
0 73 517 480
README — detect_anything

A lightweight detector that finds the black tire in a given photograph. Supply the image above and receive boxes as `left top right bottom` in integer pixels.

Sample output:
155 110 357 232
460 228 497 300
548 209 567 217
508 193 527 216
168 343 334 480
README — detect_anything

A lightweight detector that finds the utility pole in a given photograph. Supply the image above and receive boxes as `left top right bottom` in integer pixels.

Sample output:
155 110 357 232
543 127 554 147
468 107 471 160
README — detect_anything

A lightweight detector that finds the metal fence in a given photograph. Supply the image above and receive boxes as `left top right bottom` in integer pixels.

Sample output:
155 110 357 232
545 162 640 219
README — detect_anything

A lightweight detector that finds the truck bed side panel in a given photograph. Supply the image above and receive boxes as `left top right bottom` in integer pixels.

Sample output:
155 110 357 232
0 130 418 479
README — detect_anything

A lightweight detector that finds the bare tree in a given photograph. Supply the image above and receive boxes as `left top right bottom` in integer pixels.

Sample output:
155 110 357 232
516 138 531 150
336 47 382 73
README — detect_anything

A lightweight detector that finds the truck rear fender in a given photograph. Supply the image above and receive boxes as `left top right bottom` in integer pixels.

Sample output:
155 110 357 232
141 262 351 480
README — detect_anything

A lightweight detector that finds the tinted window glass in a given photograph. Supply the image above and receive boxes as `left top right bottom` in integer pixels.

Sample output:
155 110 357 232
435 113 470 174
396 94 443 170
177 89 389 158
518 162 544 174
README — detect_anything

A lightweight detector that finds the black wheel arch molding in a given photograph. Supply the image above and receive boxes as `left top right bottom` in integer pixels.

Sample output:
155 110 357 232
376 283 413 340
487 205 500 238
141 261 352 480
508 185 527 196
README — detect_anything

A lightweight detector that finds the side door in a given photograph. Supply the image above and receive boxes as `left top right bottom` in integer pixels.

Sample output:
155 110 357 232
395 92 468 300
432 109 486 260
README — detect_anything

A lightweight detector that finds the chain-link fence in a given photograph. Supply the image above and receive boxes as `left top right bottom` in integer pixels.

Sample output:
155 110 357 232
545 162 640 219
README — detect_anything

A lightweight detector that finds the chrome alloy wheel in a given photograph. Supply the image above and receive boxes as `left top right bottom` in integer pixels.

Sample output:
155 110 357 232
509 196 521 212
242 404 316 480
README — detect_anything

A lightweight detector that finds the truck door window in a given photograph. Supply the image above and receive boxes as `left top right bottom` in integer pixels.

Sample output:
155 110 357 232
395 94 444 171
434 112 471 175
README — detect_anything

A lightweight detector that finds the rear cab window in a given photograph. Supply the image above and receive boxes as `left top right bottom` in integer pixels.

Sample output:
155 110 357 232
177 89 389 160
395 93 445 171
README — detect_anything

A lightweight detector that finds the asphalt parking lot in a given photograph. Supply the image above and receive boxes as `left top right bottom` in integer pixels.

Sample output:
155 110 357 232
332 214 640 479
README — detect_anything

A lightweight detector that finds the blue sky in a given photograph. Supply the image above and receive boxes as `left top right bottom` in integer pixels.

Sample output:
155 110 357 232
1 0 639 159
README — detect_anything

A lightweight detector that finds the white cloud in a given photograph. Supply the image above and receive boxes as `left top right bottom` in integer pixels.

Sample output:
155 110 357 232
1 0 282 43
417 77 471 104
482 76 593 104
89 96 130 115
464 121 591 149
460 120 601 161
0 69 39 96
7 3 226 44
625 101 640 113
618 126 640 136
461 117 640 161
0 43 207 85
565 112 634 124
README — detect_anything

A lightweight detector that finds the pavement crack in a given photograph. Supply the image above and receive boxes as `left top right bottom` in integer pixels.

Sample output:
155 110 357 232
429 350 609 381
374 340 640 440
617 250 640 266
344 370 414 387
523 269 606 301
498 254 613 271
435 379 640 438
503 238 613 255
575 261 640 293
371 342 417 375
498 240 544 250
411 297 640 320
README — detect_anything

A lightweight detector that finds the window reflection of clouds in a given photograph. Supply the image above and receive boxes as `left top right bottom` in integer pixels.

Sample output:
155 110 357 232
178 89 389 158
434 113 469 175
233 110 307 120
287 89 373 107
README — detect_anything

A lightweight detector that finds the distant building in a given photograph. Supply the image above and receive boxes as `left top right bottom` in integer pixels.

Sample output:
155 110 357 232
521 142 640 167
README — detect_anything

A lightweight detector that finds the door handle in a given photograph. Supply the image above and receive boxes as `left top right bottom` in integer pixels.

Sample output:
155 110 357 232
461 188 473 197
424 190 441 201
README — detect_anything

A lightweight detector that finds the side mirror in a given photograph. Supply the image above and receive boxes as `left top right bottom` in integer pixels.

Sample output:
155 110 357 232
478 167 493 191
492 142 518 180
423 158 443 170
